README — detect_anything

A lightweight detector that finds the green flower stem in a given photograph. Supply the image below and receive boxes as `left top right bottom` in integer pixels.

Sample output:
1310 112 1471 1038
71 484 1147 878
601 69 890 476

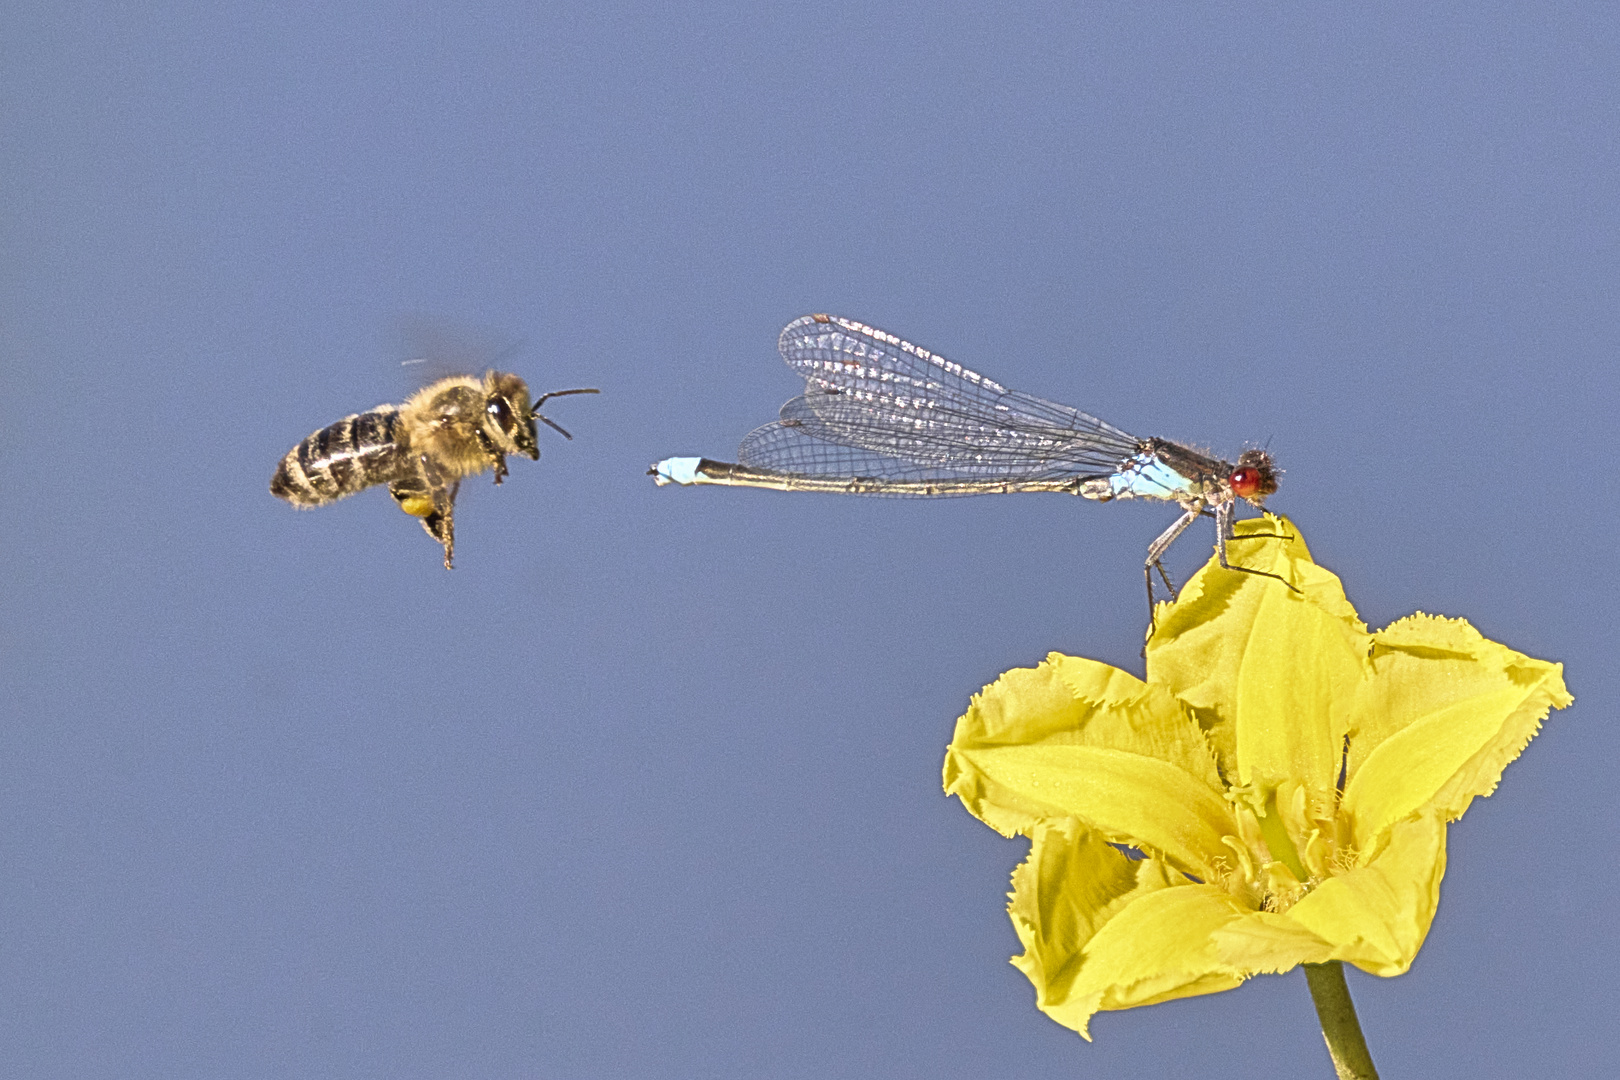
1302 962 1379 1080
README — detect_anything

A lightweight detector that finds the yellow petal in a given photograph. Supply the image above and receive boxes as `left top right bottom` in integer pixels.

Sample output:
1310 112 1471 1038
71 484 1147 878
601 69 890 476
1007 818 1142 1035
944 655 1230 870
1147 515 1370 801
1343 614 1574 851
1044 655 1224 789
1058 879 1251 1037
1286 811 1446 975
950 742 1236 877
1210 911 1337 973
948 654 1221 781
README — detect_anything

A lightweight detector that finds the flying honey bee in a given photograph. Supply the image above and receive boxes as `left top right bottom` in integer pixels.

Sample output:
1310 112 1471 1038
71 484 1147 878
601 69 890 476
271 371 598 568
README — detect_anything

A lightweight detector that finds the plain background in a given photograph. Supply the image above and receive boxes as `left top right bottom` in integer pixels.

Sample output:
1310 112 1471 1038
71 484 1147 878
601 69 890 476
3 2 1614 1077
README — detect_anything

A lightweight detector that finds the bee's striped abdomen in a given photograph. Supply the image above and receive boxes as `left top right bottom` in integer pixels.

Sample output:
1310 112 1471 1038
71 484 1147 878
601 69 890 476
271 407 406 506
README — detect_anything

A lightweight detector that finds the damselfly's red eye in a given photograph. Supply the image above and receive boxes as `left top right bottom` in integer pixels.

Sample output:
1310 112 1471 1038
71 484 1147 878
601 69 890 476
1229 466 1261 498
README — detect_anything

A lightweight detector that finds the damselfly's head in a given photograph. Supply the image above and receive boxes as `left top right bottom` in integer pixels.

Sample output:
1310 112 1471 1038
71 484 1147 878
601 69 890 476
1228 449 1279 506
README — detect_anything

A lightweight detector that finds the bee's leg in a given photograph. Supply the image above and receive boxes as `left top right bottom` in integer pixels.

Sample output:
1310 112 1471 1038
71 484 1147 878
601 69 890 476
390 458 461 569
422 482 459 569
474 428 508 484
389 478 432 519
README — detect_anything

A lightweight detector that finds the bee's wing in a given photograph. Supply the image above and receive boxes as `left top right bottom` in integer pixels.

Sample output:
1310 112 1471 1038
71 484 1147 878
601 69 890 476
395 319 523 390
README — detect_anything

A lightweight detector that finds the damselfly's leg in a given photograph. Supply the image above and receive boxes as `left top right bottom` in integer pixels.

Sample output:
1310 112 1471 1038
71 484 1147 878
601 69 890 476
1151 561 1178 601
1144 506 1201 612
1140 506 1204 655
1214 503 1299 593
1224 519 1293 543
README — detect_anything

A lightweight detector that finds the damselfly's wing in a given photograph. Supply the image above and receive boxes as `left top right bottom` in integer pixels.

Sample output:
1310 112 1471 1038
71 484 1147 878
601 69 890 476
775 392 1130 478
762 315 1141 478
735 420 1034 495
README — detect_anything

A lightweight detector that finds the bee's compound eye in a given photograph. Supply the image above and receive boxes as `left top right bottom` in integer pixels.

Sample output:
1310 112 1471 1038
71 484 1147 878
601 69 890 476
487 396 515 433
1229 466 1261 498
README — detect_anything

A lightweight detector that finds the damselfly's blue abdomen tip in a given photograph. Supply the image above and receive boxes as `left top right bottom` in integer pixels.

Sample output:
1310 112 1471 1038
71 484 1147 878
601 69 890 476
651 457 703 486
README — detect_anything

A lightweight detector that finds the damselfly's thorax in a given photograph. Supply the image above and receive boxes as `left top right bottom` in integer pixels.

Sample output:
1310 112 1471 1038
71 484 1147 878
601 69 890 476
1078 439 1278 509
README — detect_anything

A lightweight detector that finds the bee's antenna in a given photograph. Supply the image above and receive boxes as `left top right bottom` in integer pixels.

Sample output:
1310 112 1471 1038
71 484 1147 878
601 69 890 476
531 387 599 441
533 387 600 409
536 415 575 440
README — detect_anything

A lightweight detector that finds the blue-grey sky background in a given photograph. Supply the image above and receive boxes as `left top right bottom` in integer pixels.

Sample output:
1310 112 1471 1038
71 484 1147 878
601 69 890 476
4 3 1614 1077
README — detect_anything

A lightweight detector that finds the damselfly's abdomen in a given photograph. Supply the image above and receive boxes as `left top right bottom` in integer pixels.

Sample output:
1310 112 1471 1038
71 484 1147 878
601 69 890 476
270 407 407 506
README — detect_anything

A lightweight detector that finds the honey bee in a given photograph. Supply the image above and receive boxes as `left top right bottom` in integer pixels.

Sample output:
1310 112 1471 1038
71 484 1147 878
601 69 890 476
271 372 597 568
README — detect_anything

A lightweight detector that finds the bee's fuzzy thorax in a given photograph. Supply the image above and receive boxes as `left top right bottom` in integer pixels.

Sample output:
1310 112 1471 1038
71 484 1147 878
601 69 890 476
398 374 526 479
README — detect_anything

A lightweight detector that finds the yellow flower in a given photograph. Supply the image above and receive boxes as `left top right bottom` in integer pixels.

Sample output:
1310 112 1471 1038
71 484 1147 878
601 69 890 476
942 516 1572 1039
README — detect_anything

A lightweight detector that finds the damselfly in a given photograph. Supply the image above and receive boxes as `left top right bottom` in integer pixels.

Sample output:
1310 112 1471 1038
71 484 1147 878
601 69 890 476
650 314 1292 609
